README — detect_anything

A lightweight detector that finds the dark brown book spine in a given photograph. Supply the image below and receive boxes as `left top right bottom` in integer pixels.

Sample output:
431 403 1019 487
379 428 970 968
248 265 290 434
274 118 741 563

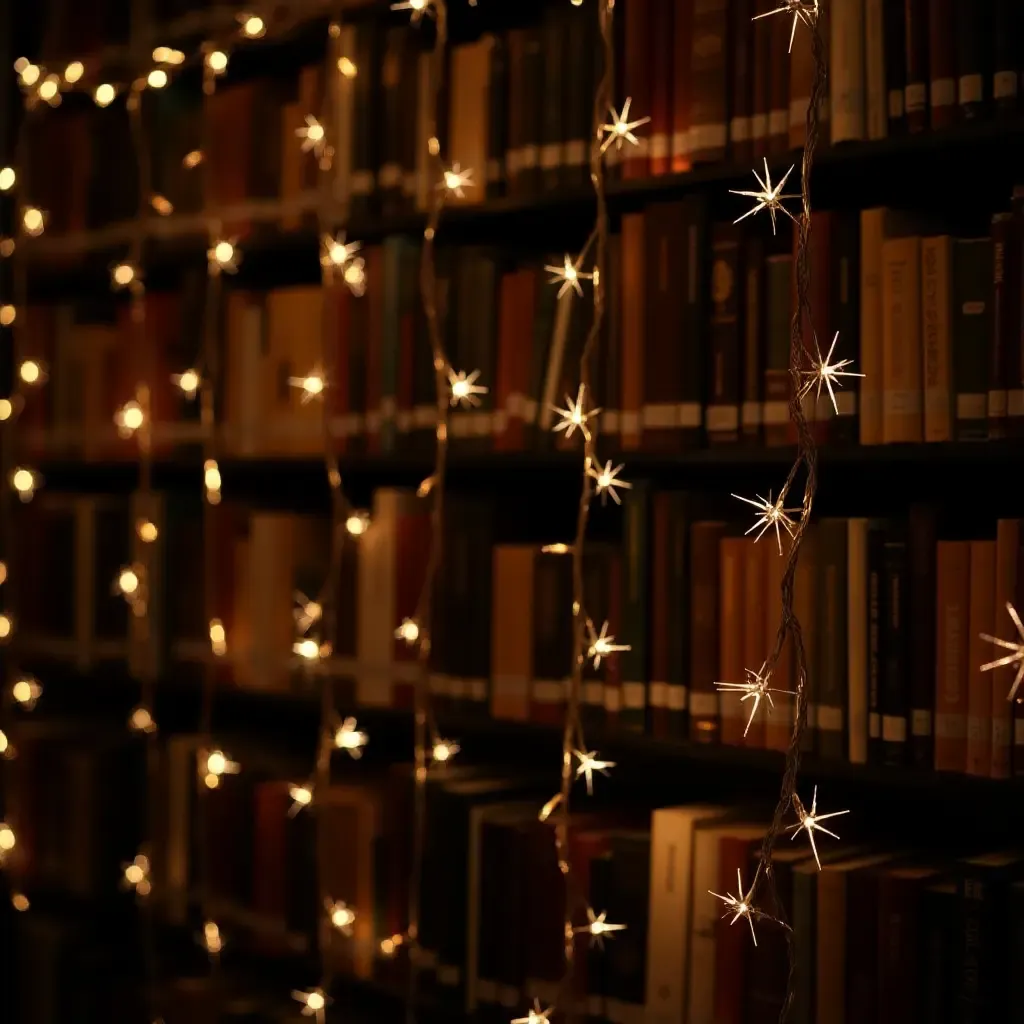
764 254 793 447
730 0 755 165
884 0 908 133
742 236 765 443
649 0 674 176
927 0 956 129
689 520 727 743
751 6 772 160
681 195 710 448
992 212 1013 439
643 203 686 451
908 505 937 769
993 0 1021 115
622 0 652 180
690 0 729 164
1011 188 1024 437
671 0 694 172
954 0 989 119
707 222 742 445
768 9 791 154
540 10 566 194
903 0 930 132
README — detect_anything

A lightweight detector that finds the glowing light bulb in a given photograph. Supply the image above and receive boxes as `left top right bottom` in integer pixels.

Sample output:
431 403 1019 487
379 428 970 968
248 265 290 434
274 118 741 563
147 69 167 89
11 467 38 501
12 676 42 709
208 238 238 275
338 57 357 77
1 305 16 326
297 115 327 156
293 638 320 661
19 360 45 386
206 50 228 74
200 919 223 955
0 167 15 191
111 262 138 290
22 207 45 236
172 368 200 398
183 149 204 169
343 257 366 296
151 194 173 216
288 368 326 403
209 619 227 656
328 900 356 933
38 75 60 103
395 618 419 645
240 14 265 38
204 459 222 505
11 893 28 911
0 400 12 421
129 705 157 733
432 738 460 763
115 400 144 438
333 716 368 758
0 238 14 257
0 822 15 852
288 784 313 816
123 853 151 895
0 614 10 639
0 561 6 584
63 61 83 84
346 511 370 536
94 83 116 106
136 519 158 543
0 729 8 754
19 64 39 87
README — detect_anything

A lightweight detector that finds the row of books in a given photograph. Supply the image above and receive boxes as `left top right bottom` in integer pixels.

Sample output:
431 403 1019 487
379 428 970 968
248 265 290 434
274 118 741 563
15 192 1024 463
21 0 1024 241
15 486 1024 780
7 732 1022 1024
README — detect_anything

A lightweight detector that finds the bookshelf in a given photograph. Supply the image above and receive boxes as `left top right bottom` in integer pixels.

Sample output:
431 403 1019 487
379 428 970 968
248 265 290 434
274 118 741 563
6 0 1024 1023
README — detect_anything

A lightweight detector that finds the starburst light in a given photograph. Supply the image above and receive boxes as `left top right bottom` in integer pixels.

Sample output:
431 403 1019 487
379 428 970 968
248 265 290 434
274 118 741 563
599 97 651 153
448 368 488 408
586 620 630 669
786 785 849 870
729 158 800 234
550 384 601 443
545 253 593 299
574 749 615 796
709 868 759 945
512 1000 554 1024
981 601 1024 701
799 331 864 415
753 0 819 52
572 906 626 948
588 459 632 505
732 490 800 555
714 662 795 737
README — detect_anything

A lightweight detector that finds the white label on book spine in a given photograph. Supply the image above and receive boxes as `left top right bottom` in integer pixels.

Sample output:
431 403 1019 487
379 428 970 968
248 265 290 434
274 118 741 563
671 131 690 159
564 139 587 166
729 117 751 143
520 145 539 169
378 163 402 188
888 89 904 119
649 133 669 161
995 71 1019 100
763 400 789 425
679 401 702 428
911 708 933 737
583 681 603 707
690 123 726 152
884 390 923 418
1008 389 1024 416
882 715 907 743
806 703 818 728
690 691 719 717
620 410 640 437
469 678 487 702
540 144 561 169
1015 718 1024 745
506 148 522 175
667 684 687 711
959 74 983 105
836 391 856 416
643 403 678 428
492 410 508 433
604 687 621 713
869 711 880 738
533 680 565 704
751 113 768 141
904 83 926 113
449 677 467 699
818 704 843 732
603 409 621 433
956 393 986 420
769 109 789 136
789 98 810 127
988 390 1008 418
622 682 645 709
741 401 763 427
649 681 668 709
930 78 955 109
706 404 739 432
993 717 1011 748
486 158 502 183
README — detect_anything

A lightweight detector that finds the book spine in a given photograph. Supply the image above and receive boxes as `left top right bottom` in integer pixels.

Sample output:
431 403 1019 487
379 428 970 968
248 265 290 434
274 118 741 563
952 237 994 441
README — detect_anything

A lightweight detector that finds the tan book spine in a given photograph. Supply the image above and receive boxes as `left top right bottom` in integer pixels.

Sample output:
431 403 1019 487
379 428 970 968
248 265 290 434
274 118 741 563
718 538 747 745
490 546 534 722
881 235 923 443
921 235 953 442
992 521 1021 778
934 541 970 772
620 213 645 449
967 541 996 776
863 0 888 139
859 208 885 444
764 538 794 750
741 538 767 748
847 519 869 764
